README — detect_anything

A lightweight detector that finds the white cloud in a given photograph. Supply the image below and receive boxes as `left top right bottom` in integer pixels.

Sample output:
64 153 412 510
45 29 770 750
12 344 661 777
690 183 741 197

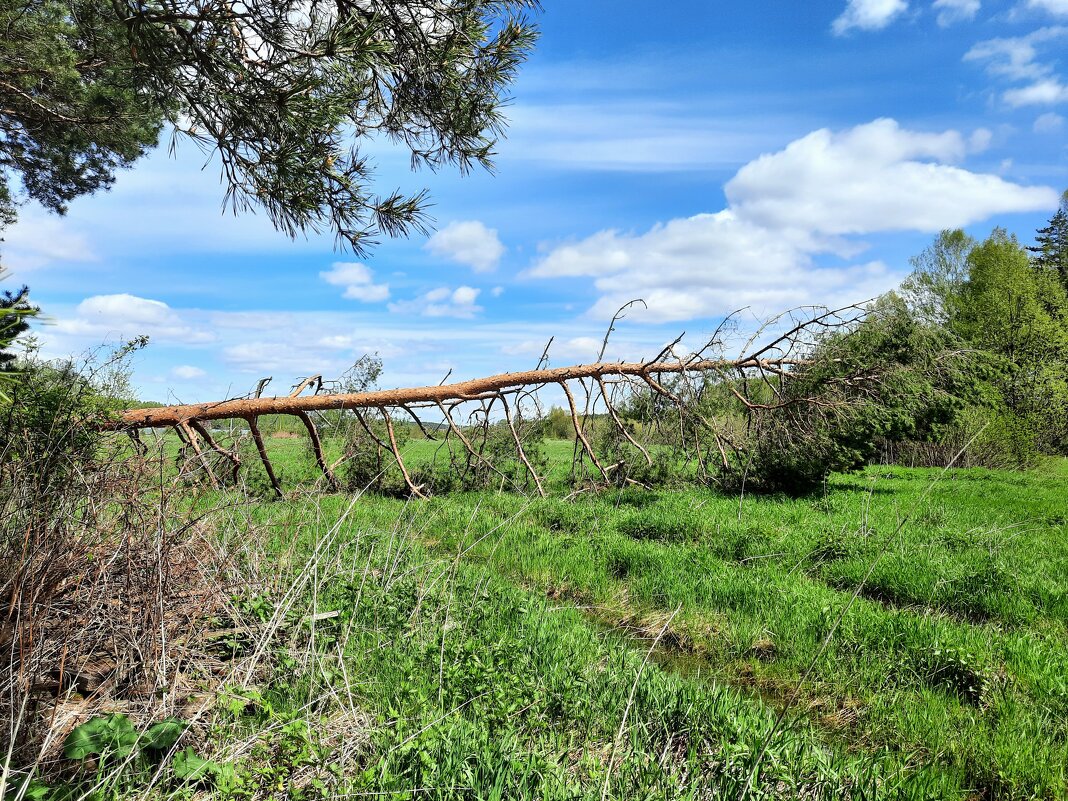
965 27 1068 105
934 0 979 25
171 365 207 380
725 119 1050 235
451 285 480 306
503 336 604 362
530 119 1059 323
533 212 899 323
220 330 410 376
56 294 214 343
1004 77 1068 105
388 286 483 319
320 262 390 302
832 0 908 34
965 27 1066 80
0 210 96 274
1034 111 1066 131
1026 0 1068 16
968 127 994 153
424 221 505 272
221 341 342 375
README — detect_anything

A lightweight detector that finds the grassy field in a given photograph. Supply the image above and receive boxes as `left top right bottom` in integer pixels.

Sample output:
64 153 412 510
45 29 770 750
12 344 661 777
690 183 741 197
145 434 1068 798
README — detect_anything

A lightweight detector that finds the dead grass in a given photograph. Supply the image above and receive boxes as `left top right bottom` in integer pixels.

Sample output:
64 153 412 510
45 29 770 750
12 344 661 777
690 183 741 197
0 436 278 781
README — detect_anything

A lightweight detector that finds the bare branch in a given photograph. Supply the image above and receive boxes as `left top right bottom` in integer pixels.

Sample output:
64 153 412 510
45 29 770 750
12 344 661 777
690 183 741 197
247 416 283 498
380 407 426 499
189 419 242 484
296 410 339 490
559 381 609 482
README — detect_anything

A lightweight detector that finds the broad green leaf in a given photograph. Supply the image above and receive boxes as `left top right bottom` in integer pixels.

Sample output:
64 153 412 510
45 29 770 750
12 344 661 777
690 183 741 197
173 747 216 782
63 714 138 760
141 719 186 750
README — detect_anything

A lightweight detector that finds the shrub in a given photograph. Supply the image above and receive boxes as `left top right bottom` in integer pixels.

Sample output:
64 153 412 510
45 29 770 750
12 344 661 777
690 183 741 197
338 411 413 497
720 295 976 493
0 344 231 766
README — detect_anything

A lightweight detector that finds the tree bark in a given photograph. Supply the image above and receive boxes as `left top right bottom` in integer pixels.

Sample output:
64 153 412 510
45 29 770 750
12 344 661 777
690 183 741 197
106 358 798 430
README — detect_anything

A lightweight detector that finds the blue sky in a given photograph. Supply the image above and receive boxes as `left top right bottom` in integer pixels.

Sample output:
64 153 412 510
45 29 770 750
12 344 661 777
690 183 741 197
5 0 1068 402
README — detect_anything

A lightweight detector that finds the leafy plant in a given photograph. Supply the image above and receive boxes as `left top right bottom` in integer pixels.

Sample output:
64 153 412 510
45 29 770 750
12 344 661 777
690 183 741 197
172 747 235 788
63 714 140 760
63 714 187 762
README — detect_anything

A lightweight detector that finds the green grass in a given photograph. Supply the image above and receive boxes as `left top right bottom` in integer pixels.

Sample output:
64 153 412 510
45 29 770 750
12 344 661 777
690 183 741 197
141 434 1068 797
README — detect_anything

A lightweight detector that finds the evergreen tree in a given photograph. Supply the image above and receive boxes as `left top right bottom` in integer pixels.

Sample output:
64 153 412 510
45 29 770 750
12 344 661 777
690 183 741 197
0 0 166 229
1 0 538 255
1028 190 1068 289
0 275 37 400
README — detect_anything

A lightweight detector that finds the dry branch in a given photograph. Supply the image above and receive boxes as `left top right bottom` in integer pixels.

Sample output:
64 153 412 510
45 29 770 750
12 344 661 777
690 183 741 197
247 416 283 498
189 419 241 484
296 410 338 490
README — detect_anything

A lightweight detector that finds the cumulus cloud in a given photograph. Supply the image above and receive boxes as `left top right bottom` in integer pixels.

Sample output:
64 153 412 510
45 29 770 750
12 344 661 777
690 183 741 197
832 0 908 34
56 294 214 343
530 119 1058 323
388 286 483 319
320 262 390 302
533 213 898 322
933 0 979 25
424 220 505 272
965 27 1068 105
724 119 1045 235
171 365 207 380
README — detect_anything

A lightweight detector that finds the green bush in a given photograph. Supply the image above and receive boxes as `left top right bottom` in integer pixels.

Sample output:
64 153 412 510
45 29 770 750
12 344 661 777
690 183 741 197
722 296 976 493
0 344 141 499
338 412 413 497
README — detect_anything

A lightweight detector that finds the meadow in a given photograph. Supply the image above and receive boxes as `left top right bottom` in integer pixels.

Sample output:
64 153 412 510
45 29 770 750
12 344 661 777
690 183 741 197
147 434 1068 800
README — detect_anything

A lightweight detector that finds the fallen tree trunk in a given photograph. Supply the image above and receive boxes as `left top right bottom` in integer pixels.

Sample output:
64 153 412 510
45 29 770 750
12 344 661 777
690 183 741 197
106 303 866 498
108 358 797 430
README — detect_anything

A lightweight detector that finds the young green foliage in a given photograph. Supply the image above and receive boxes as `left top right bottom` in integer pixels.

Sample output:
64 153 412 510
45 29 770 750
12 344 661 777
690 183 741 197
0 272 36 401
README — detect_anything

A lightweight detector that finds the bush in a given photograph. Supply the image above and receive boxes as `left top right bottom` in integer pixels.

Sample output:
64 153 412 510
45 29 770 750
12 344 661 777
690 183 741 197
719 296 977 493
0 344 141 499
590 415 683 489
541 406 574 440
338 411 413 497
414 417 549 496
880 406 1042 469
0 344 231 765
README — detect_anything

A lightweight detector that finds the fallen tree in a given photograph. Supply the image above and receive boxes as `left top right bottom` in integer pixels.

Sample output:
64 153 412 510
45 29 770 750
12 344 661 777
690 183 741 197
110 304 871 498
